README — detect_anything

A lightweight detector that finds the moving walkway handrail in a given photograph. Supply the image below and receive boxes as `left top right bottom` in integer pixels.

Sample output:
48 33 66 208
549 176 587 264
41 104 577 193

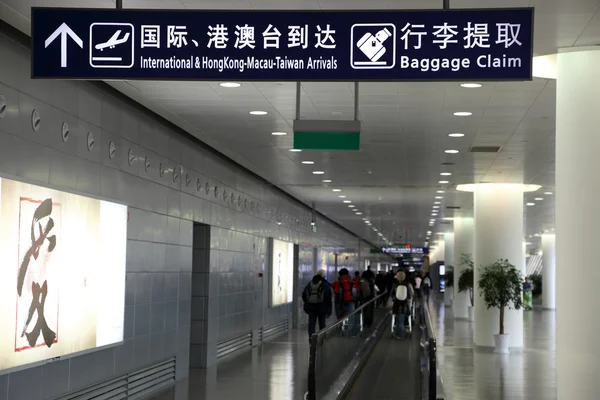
307 291 388 400
419 296 439 400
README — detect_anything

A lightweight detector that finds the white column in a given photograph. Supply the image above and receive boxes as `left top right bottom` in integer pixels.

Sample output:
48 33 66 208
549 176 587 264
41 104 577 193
472 184 525 349
444 233 455 306
556 48 600 399
453 217 474 319
542 234 556 310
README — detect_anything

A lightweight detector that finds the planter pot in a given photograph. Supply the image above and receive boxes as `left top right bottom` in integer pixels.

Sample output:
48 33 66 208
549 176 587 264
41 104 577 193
494 333 510 354
467 306 474 321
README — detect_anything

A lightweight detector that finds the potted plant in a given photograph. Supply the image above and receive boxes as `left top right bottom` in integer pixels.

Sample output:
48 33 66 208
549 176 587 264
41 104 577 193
457 253 475 321
478 259 523 354
444 266 454 307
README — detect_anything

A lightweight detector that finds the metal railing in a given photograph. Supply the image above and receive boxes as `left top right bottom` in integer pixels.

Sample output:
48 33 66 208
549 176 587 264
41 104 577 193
306 292 389 400
418 295 442 400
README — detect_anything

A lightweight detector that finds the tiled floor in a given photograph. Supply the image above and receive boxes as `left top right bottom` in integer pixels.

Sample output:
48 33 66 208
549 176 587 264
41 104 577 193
150 329 311 400
431 300 557 400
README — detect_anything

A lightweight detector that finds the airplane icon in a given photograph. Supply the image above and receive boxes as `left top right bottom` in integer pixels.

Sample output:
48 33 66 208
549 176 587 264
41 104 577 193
95 30 130 51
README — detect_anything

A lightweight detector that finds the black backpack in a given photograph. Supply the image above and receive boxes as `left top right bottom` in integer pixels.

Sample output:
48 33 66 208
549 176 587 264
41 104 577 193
306 281 325 304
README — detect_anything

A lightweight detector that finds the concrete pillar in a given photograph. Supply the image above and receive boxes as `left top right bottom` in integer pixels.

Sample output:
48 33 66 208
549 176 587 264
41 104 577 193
470 184 526 349
542 234 556 310
444 232 455 306
556 48 600 399
453 217 474 319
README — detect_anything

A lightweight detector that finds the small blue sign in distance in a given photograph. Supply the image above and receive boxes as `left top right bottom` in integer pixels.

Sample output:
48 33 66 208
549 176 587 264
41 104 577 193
31 7 534 81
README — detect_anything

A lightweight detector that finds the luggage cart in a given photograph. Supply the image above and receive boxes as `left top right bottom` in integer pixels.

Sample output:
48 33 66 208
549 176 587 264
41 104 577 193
391 311 412 339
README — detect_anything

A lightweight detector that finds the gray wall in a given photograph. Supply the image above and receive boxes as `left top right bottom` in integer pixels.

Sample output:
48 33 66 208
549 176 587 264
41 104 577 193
0 27 365 399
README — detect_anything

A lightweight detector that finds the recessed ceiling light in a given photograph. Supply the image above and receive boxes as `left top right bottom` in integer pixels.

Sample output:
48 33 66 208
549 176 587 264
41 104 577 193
322 179 332 183
453 111 472 116
301 161 314 164
526 202 535 206
460 83 482 88
338 195 346 198
449 133 465 138
356 212 362 215
249 110 268 115
348 205 354 208
445 149 460 154
220 82 241 88
440 172 452 176
289 148 302 152
343 200 351 203
434 202 441 205
437 190 445 194
544 192 553 195
312 171 325 175
365 220 371 224
439 181 449 184
332 189 341 192
271 132 287 136
435 196 443 199
433 206 440 209
534 198 544 201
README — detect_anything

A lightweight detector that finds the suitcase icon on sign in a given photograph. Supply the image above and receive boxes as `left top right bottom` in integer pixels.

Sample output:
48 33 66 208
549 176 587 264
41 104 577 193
350 24 396 69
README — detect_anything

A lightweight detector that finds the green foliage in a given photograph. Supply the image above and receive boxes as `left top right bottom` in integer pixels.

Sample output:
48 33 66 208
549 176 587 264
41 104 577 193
458 267 474 306
445 266 454 288
458 253 475 306
530 273 542 297
459 253 474 269
478 259 523 335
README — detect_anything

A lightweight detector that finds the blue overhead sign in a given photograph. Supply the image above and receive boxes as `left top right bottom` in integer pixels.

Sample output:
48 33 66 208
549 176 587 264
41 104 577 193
31 7 534 81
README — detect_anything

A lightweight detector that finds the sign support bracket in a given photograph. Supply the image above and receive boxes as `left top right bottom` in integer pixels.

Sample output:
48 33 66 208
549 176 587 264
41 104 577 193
116 0 123 9
443 0 449 9
295 82 301 120
354 82 359 121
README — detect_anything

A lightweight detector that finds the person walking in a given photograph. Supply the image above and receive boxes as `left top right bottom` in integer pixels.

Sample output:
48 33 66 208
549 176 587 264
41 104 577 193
302 269 332 339
523 276 533 311
423 272 432 305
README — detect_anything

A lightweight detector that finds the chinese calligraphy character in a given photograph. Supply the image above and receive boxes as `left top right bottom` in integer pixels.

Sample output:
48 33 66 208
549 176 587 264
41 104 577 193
496 23 522 48
207 24 229 49
315 24 336 49
463 22 490 48
234 24 256 49
432 23 458 49
17 199 57 348
400 23 426 50
288 25 309 49
167 25 188 48
263 24 281 49
141 25 160 48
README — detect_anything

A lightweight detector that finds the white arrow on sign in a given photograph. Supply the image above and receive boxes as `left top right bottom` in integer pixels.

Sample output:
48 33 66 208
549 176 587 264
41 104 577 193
44 22 83 68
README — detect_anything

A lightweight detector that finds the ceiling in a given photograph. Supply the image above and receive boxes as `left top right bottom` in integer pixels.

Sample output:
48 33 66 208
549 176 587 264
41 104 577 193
1 0 587 251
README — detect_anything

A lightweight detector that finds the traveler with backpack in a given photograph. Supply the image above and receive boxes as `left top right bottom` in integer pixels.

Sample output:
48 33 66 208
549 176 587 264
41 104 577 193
302 269 332 338
331 268 359 319
375 271 385 307
391 271 411 338
360 271 375 327
352 271 361 293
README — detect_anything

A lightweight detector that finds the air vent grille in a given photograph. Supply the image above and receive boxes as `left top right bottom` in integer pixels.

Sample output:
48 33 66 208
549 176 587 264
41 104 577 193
469 146 502 153
56 359 175 400
216 331 252 359
446 206 461 210
441 162 455 166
